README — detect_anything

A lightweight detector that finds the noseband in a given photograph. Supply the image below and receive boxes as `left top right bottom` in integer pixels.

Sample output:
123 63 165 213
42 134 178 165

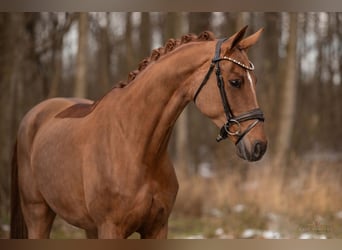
193 38 265 144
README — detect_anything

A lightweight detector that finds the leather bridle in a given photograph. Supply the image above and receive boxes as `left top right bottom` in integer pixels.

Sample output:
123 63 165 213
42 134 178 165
193 38 265 144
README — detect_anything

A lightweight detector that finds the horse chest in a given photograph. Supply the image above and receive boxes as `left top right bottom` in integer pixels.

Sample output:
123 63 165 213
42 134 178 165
139 178 178 233
117 179 176 236
127 185 174 225
146 195 169 222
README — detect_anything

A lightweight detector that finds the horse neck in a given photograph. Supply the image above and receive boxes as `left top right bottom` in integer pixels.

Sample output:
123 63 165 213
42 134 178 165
95 42 213 162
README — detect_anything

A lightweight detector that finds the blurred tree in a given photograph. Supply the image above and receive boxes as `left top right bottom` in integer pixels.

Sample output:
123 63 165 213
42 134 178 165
124 13 135 79
48 13 76 98
221 12 247 37
96 13 112 95
188 12 211 33
74 13 89 98
139 13 151 60
336 13 342 150
235 12 246 30
162 12 184 40
0 13 43 218
274 13 298 165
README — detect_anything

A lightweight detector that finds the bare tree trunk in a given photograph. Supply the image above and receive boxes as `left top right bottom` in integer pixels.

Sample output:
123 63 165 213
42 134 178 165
336 13 342 149
274 13 298 166
97 13 111 93
139 13 151 60
0 13 41 218
124 13 135 79
235 12 245 30
48 13 75 98
74 13 89 98
188 13 211 33
48 49 62 98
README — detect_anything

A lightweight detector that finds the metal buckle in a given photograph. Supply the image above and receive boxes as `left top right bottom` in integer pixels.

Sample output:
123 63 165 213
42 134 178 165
224 119 241 136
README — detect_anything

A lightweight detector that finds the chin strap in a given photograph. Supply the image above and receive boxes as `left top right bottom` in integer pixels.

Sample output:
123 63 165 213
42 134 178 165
194 38 265 144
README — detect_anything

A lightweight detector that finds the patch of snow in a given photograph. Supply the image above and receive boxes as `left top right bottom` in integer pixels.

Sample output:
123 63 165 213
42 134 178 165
209 208 223 218
299 233 327 239
232 204 246 213
218 234 234 239
241 229 261 238
184 234 205 239
198 162 215 178
262 230 281 239
215 228 224 236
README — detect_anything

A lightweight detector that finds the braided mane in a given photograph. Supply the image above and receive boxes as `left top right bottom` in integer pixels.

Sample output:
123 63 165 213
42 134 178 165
116 31 216 88
56 31 216 118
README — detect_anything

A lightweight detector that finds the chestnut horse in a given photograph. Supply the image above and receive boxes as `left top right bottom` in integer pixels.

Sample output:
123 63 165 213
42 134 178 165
10 26 267 239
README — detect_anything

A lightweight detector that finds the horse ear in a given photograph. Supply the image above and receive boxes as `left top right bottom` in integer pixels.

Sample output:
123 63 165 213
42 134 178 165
222 25 248 53
238 28 264 50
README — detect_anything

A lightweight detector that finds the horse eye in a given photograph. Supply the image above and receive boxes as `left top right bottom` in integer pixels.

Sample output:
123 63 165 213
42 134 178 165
229 79 242 88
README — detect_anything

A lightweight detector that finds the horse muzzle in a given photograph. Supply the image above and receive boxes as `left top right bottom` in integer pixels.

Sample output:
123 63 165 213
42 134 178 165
236 139 267 162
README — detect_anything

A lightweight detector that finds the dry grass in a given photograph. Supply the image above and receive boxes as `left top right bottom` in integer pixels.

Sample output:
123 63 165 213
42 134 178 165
2 158 341 239
172 158 342 238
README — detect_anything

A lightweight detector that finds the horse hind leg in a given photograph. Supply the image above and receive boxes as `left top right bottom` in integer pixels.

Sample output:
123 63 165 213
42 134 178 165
16 153 56 238
21 200 56 239
11 140 56 238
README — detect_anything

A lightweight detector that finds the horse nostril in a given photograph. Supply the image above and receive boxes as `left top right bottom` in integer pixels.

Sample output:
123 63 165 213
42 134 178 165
252 141 267 161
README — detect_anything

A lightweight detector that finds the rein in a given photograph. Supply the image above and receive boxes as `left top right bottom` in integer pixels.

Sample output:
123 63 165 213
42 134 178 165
193 38 265 144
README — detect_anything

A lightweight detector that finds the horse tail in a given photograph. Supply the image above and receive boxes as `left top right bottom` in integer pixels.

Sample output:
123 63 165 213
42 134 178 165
10 140 28 238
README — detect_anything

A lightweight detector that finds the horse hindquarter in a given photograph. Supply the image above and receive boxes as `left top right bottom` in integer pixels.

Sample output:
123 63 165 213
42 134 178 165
13 98 92 238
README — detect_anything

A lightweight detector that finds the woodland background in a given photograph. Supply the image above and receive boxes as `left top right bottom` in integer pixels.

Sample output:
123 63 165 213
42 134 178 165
0 12 342 238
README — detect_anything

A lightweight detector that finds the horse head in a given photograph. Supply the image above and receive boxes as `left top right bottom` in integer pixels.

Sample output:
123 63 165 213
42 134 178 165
193 26 267 162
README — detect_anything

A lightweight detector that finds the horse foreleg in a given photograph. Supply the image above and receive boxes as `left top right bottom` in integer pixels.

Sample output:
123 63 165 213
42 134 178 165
97 222 126 239
22 201 56 239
